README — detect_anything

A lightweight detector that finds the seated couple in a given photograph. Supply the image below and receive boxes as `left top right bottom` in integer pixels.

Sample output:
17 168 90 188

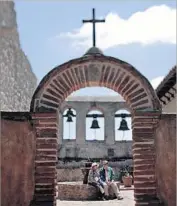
88 160 123 201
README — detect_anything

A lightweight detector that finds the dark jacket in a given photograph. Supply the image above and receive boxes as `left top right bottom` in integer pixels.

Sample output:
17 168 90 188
99 166 115 182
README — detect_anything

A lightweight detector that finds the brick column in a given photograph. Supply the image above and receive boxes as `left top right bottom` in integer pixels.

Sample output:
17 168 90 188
132 111 160 206
31 112 58 206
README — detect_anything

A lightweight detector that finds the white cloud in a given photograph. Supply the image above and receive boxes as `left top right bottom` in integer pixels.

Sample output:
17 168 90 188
58 5 176 50
150 76 164 89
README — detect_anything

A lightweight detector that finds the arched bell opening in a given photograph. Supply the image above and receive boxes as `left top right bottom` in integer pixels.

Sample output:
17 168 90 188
63 108 76 140
115 109 132 142
86 109 105 141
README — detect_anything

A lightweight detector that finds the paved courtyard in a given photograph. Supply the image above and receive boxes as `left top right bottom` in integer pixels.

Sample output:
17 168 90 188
57 190 135 206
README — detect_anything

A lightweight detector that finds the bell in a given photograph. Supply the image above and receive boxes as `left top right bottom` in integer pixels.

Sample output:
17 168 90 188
90 118 100 129
66 108 74 117
66 115 73 122
118 119 129 131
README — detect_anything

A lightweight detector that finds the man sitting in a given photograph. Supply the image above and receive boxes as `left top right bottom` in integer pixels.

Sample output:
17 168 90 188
99 160 123 200
87 162 106 201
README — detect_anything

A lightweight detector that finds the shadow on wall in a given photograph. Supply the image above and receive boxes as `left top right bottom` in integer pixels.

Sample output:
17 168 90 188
1 118 36 206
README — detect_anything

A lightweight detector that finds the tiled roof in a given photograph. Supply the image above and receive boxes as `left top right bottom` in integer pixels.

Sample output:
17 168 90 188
156 66 176 99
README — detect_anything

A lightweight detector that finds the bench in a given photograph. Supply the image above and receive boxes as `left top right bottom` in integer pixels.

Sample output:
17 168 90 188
57 181 121 200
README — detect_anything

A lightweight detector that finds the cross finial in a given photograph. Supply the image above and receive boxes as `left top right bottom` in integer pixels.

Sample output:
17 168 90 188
82 8 105 47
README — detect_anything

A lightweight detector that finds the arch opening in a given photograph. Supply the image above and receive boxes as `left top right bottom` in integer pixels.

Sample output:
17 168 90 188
31 55 162 205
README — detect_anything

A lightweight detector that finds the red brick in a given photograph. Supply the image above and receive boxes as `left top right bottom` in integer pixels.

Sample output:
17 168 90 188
133 133 154 138
134 171 154 176
36 174 57 179
36 167 56 174
36 124 57 128
133 128 154 133
133 154 155 159
134 165 154 170
134 182 156 188
35 189 55 195
134 176 155 182
32 113 57 119
35 172 56 177
128 88 145 99
35 162 56 167
36 155 57 161
125 83 139 96
132 144 154 150
36 150 57 156
36 138 57 144
134 160 155 165
36 143 57 149
134 188 156 194
35 184 55 190
37 118 57 124
35 177 55 184
133 148 154 154
37 128 57 137
131 93 147 104
132 99 149 107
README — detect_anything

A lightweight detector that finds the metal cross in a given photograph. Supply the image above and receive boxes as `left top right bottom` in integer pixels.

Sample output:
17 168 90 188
82 8 105 47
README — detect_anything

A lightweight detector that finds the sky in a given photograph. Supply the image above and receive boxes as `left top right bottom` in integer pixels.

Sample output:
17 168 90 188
14 1 176 140
15 1 176 88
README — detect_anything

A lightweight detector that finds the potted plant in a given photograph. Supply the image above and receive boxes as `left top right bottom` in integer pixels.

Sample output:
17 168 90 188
122 171 133 187
121 165 133 187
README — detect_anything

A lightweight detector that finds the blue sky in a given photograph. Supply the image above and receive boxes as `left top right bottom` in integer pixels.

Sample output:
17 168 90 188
15 1 176 88
14 1 176 140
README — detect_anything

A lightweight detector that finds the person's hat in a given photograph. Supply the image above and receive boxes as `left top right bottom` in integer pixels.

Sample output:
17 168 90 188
91 162 98 167
103 160 108 165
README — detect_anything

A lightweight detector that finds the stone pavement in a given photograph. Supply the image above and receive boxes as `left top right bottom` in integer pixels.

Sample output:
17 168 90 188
57 190 135 206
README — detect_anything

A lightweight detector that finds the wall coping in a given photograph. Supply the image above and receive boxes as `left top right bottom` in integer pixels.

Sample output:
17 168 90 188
1 112 32 121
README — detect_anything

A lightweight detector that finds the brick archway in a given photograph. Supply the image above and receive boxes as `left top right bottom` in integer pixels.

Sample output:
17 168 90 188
31 55 161 206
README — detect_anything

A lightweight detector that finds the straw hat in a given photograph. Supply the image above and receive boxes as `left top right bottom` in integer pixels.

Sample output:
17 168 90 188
91 162 98 168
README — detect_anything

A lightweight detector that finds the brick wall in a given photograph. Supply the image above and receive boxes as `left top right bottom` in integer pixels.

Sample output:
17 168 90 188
32 112 58 206
155 114 176 206
1 117 36 206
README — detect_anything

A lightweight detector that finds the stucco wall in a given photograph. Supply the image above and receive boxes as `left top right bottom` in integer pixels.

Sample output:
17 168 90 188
162 95 176 113
0 1 37 111
58 141 132 159
1 116 35 206
58 99 132 159
155 114 176 206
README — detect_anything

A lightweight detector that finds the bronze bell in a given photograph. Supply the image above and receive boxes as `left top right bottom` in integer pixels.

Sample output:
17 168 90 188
118 118 129 131
90 115 100 129
66 108 74 117
66 115 73 122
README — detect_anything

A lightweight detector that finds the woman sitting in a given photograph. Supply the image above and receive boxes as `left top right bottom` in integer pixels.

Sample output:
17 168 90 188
87 162 106 201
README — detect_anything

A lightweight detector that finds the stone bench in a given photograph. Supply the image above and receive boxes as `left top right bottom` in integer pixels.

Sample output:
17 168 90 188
57 181 121 200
